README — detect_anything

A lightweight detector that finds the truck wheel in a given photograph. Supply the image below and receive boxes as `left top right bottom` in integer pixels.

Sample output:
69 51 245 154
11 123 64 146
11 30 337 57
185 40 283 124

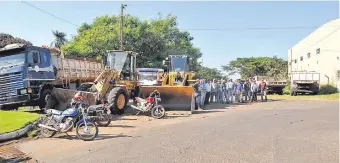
107 87 129 115
39 89 52 110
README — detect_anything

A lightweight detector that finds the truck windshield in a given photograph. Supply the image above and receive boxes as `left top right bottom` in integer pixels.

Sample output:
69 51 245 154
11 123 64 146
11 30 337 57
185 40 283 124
171 57 188 72
0 53 25 67
139 72 158 80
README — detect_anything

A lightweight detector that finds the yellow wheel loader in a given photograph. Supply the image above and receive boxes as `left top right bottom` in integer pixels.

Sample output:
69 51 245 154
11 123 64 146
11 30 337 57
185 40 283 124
139 55 196 111
46 50 138 114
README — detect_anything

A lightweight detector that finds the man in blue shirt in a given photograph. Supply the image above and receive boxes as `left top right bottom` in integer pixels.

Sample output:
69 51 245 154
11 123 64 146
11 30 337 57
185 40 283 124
234 79 244 103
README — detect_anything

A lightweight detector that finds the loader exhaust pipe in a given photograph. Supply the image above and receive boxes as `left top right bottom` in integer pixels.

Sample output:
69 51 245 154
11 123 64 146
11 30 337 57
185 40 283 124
38 124 58 131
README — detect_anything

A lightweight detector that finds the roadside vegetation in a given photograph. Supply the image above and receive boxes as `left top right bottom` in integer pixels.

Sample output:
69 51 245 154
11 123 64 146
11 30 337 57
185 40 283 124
0 111 39 133
271 84 339 100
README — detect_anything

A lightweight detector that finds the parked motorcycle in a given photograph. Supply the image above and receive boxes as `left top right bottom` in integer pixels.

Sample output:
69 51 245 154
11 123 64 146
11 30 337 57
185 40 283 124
130 90 165 119
87 93 112 127
38 92 99 141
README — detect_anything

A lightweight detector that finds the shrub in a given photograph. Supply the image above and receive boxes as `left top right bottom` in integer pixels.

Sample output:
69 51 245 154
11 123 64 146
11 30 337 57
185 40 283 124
319 85 338 95
283 85 290 95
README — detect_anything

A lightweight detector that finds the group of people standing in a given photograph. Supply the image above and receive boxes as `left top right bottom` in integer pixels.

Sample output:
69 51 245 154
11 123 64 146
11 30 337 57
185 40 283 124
193 78 268 110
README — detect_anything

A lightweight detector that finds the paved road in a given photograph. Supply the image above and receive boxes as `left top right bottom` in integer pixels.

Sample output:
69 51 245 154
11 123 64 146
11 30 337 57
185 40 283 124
20 100 339 163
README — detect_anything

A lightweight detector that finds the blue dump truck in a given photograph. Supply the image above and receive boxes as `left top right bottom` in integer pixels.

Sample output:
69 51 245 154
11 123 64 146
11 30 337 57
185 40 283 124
0 43 103 110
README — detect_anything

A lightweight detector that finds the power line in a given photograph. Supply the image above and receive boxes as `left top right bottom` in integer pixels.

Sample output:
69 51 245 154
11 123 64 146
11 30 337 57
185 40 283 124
21 0 80 27
182 26 340 31
19 1 340 32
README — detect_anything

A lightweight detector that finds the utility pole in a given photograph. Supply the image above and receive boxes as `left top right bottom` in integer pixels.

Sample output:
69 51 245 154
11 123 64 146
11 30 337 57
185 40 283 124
120 4 127 50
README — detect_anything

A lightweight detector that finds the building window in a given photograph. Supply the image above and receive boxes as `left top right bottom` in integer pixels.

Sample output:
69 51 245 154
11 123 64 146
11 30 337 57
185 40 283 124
317 61 319 64
300 56 303 61
307 53 311 58
338 70 340 80
337 56 339 60
294 59 297 63
316 48 320 54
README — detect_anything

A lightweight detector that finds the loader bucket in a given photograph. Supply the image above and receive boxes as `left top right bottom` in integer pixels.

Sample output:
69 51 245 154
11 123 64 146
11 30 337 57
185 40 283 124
139 86 195 111
45 88 97 111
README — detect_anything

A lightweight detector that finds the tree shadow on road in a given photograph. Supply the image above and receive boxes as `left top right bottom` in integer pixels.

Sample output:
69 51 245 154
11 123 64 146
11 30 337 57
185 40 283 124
54 133 135 141
109 124 136 128
162 114 190 119
95 133 135 141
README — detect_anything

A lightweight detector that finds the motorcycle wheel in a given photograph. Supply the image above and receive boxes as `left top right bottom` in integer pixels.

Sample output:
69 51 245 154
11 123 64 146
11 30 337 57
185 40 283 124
151 105 165 119
40 117 57 138
75 121 98 141
96 112 111 127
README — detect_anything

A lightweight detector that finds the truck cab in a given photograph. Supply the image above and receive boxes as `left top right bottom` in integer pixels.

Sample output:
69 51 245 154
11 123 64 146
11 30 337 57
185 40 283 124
0 44 54 109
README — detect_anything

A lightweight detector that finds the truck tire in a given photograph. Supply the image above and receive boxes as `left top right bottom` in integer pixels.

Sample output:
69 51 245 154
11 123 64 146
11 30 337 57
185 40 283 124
39 89 52 110
107 87 129 115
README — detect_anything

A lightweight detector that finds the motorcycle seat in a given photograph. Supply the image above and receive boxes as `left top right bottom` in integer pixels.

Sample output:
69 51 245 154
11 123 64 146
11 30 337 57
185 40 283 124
88 105 104 111
45 109 63 115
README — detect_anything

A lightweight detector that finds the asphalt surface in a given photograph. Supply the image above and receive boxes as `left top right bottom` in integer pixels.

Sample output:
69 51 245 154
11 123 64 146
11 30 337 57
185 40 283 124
20 100 339 163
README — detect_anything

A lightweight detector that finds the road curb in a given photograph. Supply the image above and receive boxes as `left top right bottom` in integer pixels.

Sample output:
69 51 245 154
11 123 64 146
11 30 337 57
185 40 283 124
0 122 35 143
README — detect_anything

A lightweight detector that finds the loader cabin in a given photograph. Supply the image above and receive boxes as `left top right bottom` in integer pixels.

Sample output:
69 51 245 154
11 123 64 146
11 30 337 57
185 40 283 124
106 50 138 81
161 55 194 86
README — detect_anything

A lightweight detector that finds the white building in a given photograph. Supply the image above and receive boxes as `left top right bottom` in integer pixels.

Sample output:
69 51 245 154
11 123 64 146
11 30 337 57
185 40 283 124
288 18 340 86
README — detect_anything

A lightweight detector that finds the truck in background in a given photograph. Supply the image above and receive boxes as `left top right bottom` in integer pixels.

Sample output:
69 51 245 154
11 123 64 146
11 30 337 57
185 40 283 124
290 71 320 96
136 68 162 86
0 43 103 110
254 76 287 95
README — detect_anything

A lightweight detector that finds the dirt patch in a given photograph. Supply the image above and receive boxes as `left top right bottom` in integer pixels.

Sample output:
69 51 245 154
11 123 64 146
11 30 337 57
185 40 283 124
0 143 37 163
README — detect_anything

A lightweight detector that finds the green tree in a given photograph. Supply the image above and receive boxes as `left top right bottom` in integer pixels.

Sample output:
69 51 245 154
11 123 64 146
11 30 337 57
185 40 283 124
51 30 68 49
61 14 202 69
196 65 225 80
221 56 288 80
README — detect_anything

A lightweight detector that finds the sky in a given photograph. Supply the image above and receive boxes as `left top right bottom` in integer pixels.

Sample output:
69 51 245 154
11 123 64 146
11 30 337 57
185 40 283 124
0 1 339 78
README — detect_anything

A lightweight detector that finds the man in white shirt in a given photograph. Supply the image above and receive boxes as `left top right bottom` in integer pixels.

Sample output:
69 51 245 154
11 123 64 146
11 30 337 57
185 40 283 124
210 79 217 103
205 79 211 105
226 79 235 103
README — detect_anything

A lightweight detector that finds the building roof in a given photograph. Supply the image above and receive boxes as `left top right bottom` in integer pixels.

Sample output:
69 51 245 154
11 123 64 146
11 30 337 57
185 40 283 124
289 18 340 49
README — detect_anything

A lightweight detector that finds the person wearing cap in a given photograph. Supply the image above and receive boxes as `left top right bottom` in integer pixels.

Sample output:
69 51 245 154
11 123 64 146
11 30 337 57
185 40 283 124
210 79 217 103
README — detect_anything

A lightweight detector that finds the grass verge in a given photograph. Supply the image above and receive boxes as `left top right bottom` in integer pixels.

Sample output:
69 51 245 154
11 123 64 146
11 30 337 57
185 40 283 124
268 93 339 100
0 111 40 134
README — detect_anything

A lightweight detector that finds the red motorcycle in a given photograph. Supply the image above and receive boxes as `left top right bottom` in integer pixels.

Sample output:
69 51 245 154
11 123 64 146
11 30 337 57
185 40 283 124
130 90 165 119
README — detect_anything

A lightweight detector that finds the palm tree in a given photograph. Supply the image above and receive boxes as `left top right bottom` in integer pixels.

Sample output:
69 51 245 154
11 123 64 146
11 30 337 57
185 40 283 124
51 30 67 49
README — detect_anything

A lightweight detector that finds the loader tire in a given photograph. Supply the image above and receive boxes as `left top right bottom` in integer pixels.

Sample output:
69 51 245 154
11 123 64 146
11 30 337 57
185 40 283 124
107 87 129 115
